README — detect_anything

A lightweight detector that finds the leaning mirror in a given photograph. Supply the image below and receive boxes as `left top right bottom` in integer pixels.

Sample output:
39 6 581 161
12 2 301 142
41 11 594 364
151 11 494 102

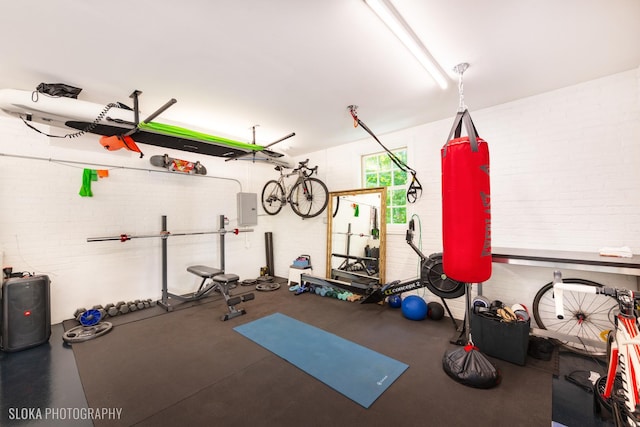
326 187 386 285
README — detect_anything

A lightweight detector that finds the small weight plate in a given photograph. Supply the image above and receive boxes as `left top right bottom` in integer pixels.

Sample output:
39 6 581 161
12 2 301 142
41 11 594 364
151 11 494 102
79 309 103 326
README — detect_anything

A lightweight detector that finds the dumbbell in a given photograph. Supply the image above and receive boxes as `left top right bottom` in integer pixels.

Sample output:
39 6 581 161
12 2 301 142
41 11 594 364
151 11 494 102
89 305 106 321
109 301 128 316
118 301 130 315
73 308 87 320
104 303 115 317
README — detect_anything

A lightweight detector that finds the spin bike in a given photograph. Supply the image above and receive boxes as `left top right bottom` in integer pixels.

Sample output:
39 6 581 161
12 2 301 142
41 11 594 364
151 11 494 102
553 271 640 426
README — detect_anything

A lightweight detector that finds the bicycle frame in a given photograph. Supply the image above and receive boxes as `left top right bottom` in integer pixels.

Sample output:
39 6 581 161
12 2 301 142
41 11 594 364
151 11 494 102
276 167 307 202
554 272 640 425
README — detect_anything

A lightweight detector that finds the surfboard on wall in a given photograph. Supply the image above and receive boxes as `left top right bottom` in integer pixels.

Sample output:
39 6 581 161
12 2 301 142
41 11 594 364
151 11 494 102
0 88 290 166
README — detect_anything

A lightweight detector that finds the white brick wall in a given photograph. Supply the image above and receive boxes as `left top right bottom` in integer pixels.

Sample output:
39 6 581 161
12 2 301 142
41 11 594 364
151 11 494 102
282 67 640 320
1 67 639 324
0 116 278 323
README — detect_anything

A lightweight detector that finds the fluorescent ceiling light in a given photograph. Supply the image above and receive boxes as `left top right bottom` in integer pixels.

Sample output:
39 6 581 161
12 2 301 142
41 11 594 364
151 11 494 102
364 0 448 89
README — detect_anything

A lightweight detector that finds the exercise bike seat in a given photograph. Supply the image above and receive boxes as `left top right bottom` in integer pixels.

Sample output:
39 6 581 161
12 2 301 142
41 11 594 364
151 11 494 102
187 265 223 278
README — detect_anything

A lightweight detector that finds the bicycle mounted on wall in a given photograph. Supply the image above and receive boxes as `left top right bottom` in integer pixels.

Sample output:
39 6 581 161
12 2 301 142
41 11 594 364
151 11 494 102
261 159 329 218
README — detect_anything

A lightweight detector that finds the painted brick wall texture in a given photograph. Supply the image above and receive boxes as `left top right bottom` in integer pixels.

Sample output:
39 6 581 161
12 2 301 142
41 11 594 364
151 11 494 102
1 67 638 323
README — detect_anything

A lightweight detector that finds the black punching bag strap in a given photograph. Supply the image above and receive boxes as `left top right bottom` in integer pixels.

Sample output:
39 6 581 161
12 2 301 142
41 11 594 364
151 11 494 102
445 109 480 153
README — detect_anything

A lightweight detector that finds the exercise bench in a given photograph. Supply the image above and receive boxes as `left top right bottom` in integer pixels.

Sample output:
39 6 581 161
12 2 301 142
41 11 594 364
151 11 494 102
187 265 255 321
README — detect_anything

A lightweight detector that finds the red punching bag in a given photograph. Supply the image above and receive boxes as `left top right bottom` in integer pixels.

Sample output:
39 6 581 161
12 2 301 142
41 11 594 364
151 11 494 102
441 110 491 283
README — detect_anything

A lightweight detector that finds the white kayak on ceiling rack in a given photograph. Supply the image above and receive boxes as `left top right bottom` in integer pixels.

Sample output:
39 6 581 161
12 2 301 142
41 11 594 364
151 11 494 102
0 88 292 166
0 88 134 132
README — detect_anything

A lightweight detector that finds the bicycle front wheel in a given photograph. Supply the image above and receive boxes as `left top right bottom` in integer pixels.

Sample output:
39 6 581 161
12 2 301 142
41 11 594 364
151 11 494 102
261 180 286 215
533 278 618 356
290 177 328 218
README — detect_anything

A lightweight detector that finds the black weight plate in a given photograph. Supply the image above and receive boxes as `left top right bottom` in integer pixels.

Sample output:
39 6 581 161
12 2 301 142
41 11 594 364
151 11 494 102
62 322 113 344
256 282 281 291
422 253 465 299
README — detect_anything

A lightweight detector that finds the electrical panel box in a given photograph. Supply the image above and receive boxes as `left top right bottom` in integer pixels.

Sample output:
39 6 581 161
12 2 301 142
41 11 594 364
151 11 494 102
237 192 258 226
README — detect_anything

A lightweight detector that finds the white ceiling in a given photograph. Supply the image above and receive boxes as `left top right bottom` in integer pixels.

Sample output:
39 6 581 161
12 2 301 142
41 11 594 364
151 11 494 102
1 0 639 157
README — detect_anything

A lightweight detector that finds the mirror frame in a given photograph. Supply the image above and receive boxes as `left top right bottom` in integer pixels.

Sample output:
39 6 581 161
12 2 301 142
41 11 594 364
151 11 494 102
326 187 386 284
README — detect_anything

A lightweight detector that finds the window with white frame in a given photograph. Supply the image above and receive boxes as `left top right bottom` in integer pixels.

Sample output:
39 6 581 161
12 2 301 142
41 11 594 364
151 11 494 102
362 148 407 225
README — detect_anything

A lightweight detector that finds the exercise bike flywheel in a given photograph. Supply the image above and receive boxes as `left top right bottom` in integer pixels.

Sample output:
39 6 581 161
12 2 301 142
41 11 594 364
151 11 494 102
422 253 465 299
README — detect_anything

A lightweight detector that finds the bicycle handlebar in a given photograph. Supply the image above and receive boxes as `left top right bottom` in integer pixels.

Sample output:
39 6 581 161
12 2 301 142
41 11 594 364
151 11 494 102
553 270 638 319
553 281 598 320
292 159 317 176
274 159 318 179
304 165 318 177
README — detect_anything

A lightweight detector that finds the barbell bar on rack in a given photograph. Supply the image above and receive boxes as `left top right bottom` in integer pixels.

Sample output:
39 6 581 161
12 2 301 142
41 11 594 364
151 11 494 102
86 215 252 309
87 221 253 242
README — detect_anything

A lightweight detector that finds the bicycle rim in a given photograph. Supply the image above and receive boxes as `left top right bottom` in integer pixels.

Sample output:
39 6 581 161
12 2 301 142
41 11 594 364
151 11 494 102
533 278 617 356
290 177 328 218
261 180 285 215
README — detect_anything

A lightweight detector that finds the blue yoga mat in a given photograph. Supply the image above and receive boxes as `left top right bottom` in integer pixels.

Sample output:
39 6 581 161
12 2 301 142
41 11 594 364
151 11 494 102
233 312 408 408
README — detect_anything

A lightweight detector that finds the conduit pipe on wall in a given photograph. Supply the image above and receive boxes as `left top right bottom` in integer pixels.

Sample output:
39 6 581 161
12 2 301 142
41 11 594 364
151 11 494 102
0 152 243 190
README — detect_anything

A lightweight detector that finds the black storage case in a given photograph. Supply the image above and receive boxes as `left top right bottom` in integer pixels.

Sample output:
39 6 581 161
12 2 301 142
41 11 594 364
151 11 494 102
1 275 51 352
470 311 530 366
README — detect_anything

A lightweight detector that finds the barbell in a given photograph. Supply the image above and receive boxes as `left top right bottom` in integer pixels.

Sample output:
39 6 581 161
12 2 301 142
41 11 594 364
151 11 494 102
87 226 253 242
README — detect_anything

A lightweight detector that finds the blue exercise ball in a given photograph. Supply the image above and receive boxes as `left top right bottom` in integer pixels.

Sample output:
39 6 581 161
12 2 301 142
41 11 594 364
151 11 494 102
388 294 402 308
401 295 428 321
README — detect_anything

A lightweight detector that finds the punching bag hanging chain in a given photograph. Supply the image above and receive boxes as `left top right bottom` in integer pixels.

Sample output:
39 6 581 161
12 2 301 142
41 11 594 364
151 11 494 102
457 72 466 112
453 62 469 112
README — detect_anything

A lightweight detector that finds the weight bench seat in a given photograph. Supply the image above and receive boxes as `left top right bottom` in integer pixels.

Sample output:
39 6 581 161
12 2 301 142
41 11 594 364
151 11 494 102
186 265 246 321
212 273 240 284
187 265 223 278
